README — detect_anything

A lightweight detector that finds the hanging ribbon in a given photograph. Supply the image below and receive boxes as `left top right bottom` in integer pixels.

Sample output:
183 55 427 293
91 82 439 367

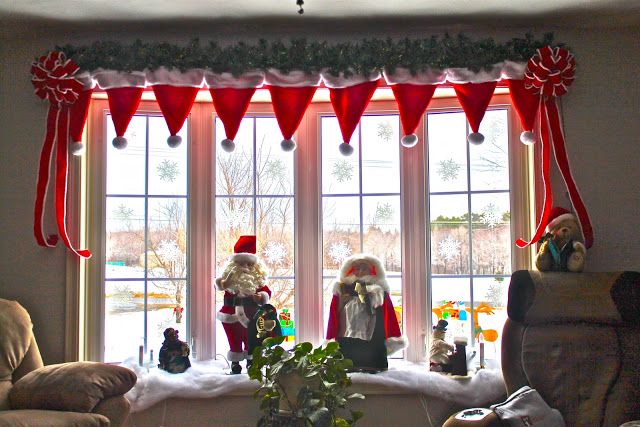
516 46 593 249
31 51 91 258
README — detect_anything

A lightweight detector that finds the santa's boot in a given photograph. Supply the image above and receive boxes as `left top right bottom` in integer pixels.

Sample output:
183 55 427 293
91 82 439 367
231 361 242 374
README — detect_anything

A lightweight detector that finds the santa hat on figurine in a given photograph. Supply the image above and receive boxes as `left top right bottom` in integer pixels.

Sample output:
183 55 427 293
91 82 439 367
545 206 583 239
231 235 258 264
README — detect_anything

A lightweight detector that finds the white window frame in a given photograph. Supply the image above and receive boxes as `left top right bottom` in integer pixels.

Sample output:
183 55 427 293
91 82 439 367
70 89 533 363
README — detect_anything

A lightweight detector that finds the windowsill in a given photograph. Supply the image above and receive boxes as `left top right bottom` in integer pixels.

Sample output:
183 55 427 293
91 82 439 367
122 358 504 413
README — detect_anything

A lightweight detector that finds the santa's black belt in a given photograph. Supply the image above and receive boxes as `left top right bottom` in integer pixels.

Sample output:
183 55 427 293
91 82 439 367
224 296 257 307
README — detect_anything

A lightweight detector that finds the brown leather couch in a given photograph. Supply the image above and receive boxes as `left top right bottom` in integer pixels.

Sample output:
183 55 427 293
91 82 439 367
444 270 640 427
0 299 137 426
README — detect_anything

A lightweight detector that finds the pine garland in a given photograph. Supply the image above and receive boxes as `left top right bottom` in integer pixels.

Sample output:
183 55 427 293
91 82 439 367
56 33 561 77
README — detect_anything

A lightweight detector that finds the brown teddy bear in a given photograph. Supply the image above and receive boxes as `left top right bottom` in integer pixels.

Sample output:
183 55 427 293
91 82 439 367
535 207 586 272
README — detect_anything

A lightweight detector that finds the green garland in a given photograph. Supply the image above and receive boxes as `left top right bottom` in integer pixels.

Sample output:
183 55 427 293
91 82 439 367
57 33 561 77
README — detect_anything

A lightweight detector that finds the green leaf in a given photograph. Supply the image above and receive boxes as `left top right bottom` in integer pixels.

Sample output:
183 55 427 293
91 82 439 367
347 393 365 400
324 341 340 354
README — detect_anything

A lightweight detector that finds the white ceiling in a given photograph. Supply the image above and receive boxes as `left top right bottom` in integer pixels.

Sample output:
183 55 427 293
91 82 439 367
1 0 638 24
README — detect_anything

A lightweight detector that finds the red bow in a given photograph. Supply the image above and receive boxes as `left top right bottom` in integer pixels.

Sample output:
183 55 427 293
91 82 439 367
524 46 575 98
516 46 593 250
31 51 91 258
31 51 84 105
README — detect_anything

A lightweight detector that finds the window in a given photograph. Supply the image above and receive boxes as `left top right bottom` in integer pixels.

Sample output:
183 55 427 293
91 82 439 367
81 89 532 364
427 108 513 364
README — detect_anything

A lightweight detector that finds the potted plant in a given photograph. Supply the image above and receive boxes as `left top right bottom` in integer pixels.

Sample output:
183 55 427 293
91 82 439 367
248 336 364 427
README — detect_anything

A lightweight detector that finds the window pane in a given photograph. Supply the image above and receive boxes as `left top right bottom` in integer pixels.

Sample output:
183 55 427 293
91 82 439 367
106 115 146 195
362 196 401 271
427 112 468 193
215 117 254 196
148 198 187 279
430 194 470 275
473 277 509 365
268 278 295 346
104 280 145 363
147 279 188 361
431 277 471 344
470 110 509 191
322 117 360 194
148 116 188 196
257 197 295 276
256 118 293 196
361 115 400 194
322 196 359 271
471 193 512 275
215 197 254 268
106 198 145 279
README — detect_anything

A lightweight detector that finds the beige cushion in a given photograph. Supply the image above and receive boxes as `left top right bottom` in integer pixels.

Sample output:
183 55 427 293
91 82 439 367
9 362 136 413
0 300 33 410
0 409 110 427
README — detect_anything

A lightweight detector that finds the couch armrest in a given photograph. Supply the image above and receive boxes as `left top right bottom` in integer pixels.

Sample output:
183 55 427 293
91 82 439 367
9 361 136 413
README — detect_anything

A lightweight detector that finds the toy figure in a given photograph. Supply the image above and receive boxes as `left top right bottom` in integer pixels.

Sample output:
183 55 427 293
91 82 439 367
158 328 191 374
215 236 271 374
429 319 454 372
247 303 282 359
535 207 586 272
326 254 407 372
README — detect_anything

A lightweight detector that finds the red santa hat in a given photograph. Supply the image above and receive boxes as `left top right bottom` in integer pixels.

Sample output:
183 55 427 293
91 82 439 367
546 206 580 235
231 235 257 264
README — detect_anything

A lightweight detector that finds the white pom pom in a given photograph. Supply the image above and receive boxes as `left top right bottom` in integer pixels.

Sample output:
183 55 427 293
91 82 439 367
69 141 85 156
401 134 419 148
167 135 182 148
339 142 354 156
280 138 297 152
467 132 485 145
221 138 235 153
112 136 128 149
520 131 536 145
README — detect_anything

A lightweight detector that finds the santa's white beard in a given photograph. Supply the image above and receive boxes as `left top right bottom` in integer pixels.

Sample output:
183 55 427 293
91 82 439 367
224 267 263 296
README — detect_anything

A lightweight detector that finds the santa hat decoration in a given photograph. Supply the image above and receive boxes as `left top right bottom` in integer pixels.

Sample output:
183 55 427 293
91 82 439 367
452 81 498 145
391 83 437 148
232 235 258 264
68 88 93 155
265 70 321 152
152 85 199 148
266 85 317 152
327 77 381 155
210 87 257 152
507 79 540 145
205 70 264 153
106 87 144 149
545 206 583 236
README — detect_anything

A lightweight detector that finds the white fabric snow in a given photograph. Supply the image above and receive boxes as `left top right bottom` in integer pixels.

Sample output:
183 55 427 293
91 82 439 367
122 358 505 413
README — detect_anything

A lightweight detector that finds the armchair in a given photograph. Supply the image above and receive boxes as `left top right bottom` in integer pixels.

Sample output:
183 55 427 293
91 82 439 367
0 298 137 426
444 270 640 427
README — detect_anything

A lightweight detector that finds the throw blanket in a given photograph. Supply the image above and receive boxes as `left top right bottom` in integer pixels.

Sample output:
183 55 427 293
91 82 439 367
123 358 505 413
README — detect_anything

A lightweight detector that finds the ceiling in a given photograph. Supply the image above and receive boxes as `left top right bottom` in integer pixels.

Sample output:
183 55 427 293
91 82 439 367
1 0 638 25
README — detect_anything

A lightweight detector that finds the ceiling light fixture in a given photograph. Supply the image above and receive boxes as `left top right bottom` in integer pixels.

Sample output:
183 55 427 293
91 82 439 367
296 0 304 14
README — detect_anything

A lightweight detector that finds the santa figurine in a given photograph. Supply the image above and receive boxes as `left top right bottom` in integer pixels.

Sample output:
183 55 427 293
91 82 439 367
326 253 407 372
215 235 271 374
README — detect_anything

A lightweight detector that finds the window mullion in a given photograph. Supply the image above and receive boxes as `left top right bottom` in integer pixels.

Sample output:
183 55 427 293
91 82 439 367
189 103 215 360
400 115 429 363
295 109 323 345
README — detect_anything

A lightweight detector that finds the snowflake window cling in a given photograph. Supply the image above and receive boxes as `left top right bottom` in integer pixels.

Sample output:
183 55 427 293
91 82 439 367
328 241 352 264
262 241 287 265
438 236 462 262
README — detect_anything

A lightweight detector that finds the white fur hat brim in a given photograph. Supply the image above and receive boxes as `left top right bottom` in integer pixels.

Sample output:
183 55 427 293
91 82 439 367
546 212 576 232
230 252 257 264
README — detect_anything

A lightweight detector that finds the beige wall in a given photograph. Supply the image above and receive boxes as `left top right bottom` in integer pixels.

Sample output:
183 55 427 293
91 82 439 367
1 21 638 364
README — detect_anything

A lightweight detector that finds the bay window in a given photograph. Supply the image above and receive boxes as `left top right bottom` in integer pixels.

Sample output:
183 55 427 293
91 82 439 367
80 88 533 364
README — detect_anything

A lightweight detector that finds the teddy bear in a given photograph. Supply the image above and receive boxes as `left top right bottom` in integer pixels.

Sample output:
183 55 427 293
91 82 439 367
535 207 586 272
